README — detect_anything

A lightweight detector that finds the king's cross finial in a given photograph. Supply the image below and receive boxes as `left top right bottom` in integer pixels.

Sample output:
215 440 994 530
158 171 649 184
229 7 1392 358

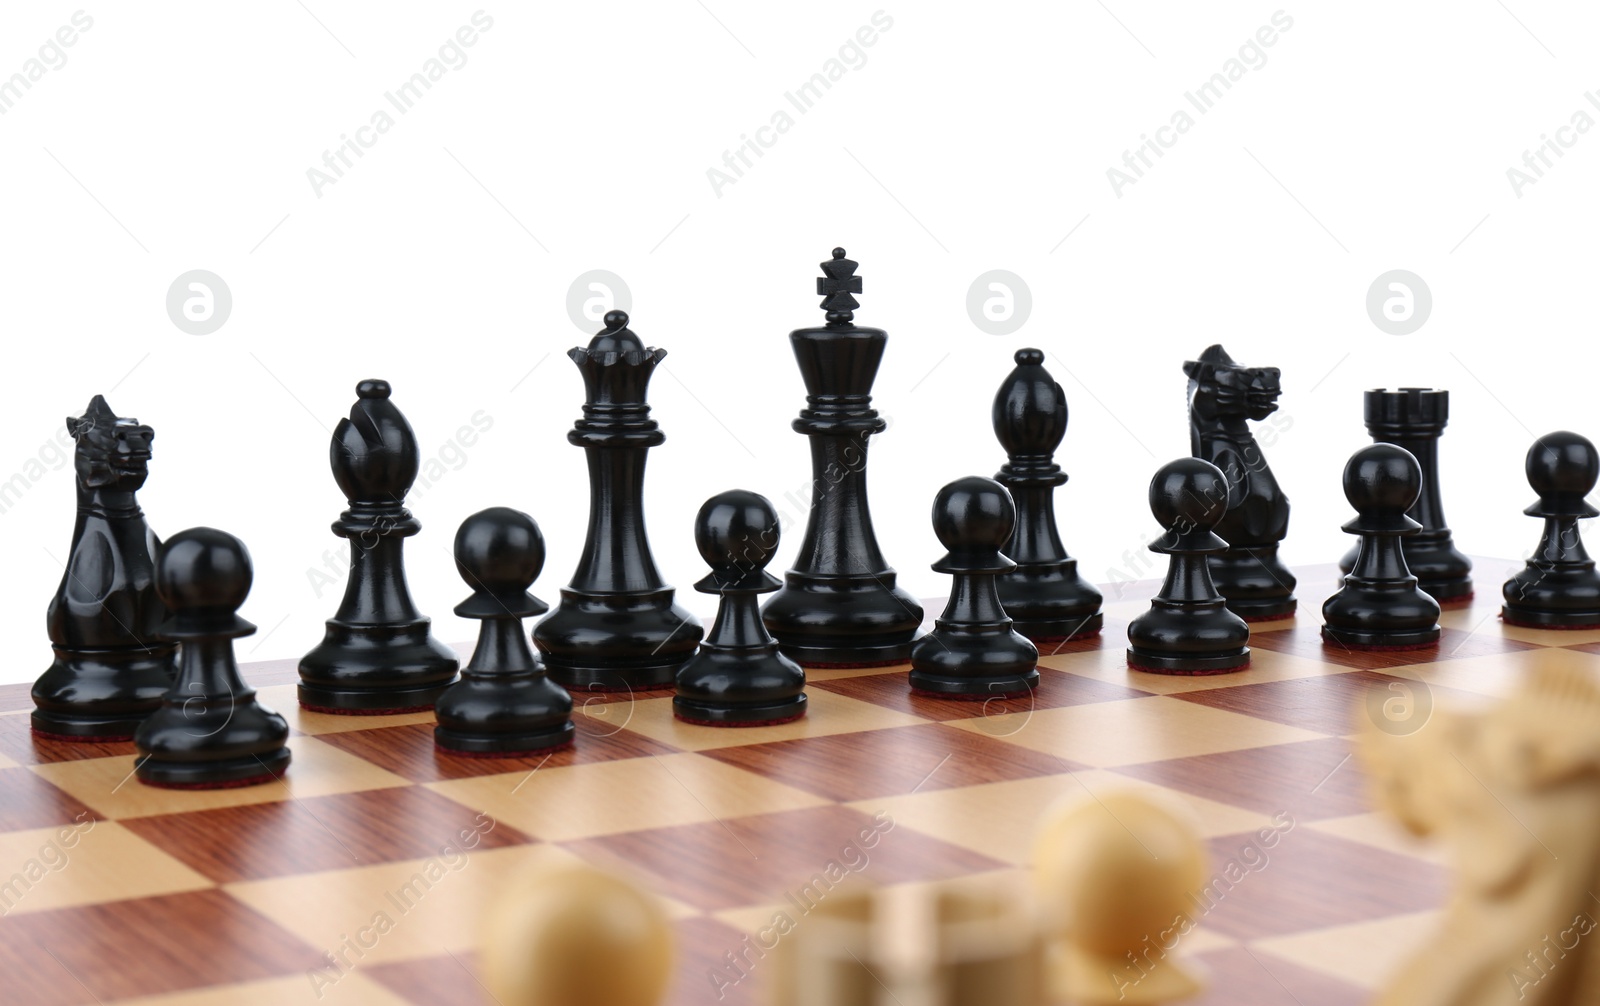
816 247 862 325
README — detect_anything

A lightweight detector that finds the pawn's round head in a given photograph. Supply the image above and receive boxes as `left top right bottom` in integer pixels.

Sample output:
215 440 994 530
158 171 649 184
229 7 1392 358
1343 443 1422 515
695 490 779 572
1148 458 1227 532
482 863 673 1006
156 527 253 615
1033 791 1206 953
932 476 1015 552
455 507 544 593
1527 431 1599 498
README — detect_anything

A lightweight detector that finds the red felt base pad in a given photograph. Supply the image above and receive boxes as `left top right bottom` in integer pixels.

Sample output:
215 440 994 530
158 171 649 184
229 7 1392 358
31 728 133 743
673 710 808 728
436 739 575 759
138 773 279 791
1126 658 1252 676
909 687 1035 701
299 702 436 716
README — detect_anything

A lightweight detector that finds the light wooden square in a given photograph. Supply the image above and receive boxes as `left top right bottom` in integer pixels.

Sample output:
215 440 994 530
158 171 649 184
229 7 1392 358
425 752 830 841
951 696 1326 767
32 736 410 819
611 690 927 752
0 821 212 914
854 771 1277 866
1040 645 1332 696
1249 910 1442 991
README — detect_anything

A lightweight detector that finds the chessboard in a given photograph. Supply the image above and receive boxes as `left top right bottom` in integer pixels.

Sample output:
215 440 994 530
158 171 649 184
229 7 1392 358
0 555 1571 1006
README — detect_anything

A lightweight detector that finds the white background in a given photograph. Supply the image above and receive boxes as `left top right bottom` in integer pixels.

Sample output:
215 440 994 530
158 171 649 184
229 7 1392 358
0 1 1593 685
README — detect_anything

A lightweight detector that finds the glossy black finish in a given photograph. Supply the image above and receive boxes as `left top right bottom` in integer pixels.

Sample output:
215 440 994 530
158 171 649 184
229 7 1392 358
1323 444 1441 649
298 381 460 713
1339 389 1472 600
1127 459 1252 674
674 491 807 725
909 477 1039 697
1502 432 1600 627
435 508 575 754
533 311 703 691
991 349 1102 642
135 528 291 788
762 249 924 667
33 397 177 740
1185 345 1296 620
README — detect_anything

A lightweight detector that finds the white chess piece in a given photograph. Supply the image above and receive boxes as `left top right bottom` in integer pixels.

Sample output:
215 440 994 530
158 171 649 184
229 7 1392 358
1033 791 1206 1004
481 861 674 1006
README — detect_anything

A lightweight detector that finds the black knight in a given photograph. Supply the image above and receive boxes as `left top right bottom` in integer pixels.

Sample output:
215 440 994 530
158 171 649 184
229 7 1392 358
1184 345 1296 620
33 396 177 739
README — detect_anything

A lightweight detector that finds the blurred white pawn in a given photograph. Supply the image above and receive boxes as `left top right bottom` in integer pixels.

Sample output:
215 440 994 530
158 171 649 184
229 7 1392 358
482 861 674 1006
1033 791 1207 1004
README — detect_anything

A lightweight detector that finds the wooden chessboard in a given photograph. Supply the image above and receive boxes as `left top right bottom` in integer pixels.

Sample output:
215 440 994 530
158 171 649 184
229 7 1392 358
0 556 1578 1005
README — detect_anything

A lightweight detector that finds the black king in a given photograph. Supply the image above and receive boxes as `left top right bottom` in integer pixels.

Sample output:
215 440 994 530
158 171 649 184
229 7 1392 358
761 248 924 666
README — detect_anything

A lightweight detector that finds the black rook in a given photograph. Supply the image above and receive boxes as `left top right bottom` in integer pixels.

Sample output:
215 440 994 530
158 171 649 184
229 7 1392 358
1340 388 1472 602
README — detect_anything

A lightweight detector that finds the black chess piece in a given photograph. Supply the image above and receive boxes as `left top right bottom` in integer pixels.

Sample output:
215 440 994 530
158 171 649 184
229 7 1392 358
1502 431 1600 628
1323 444 1441 650
674 491 807 725
135 527 291 789
1339 389 1472 602
1126 459 1252 674
298 380 460 713
33 397 178 740
533 311 703 691
435 508 575 755
1185 345 1296 620
991 349 1103 644
762 249 924 667
908 477 1039 697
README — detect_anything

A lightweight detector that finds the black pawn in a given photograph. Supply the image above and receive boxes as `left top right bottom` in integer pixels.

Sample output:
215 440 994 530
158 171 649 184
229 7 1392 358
674 491 807 726
992 349 1103 643
33 396 177 740
135 528 290 789
909 477 1039 698
1322 444 1441 650
299 380 460 714
1127 459 1251 674
435 508 575 755
1340 389 1472 602
1502 432 1600 628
